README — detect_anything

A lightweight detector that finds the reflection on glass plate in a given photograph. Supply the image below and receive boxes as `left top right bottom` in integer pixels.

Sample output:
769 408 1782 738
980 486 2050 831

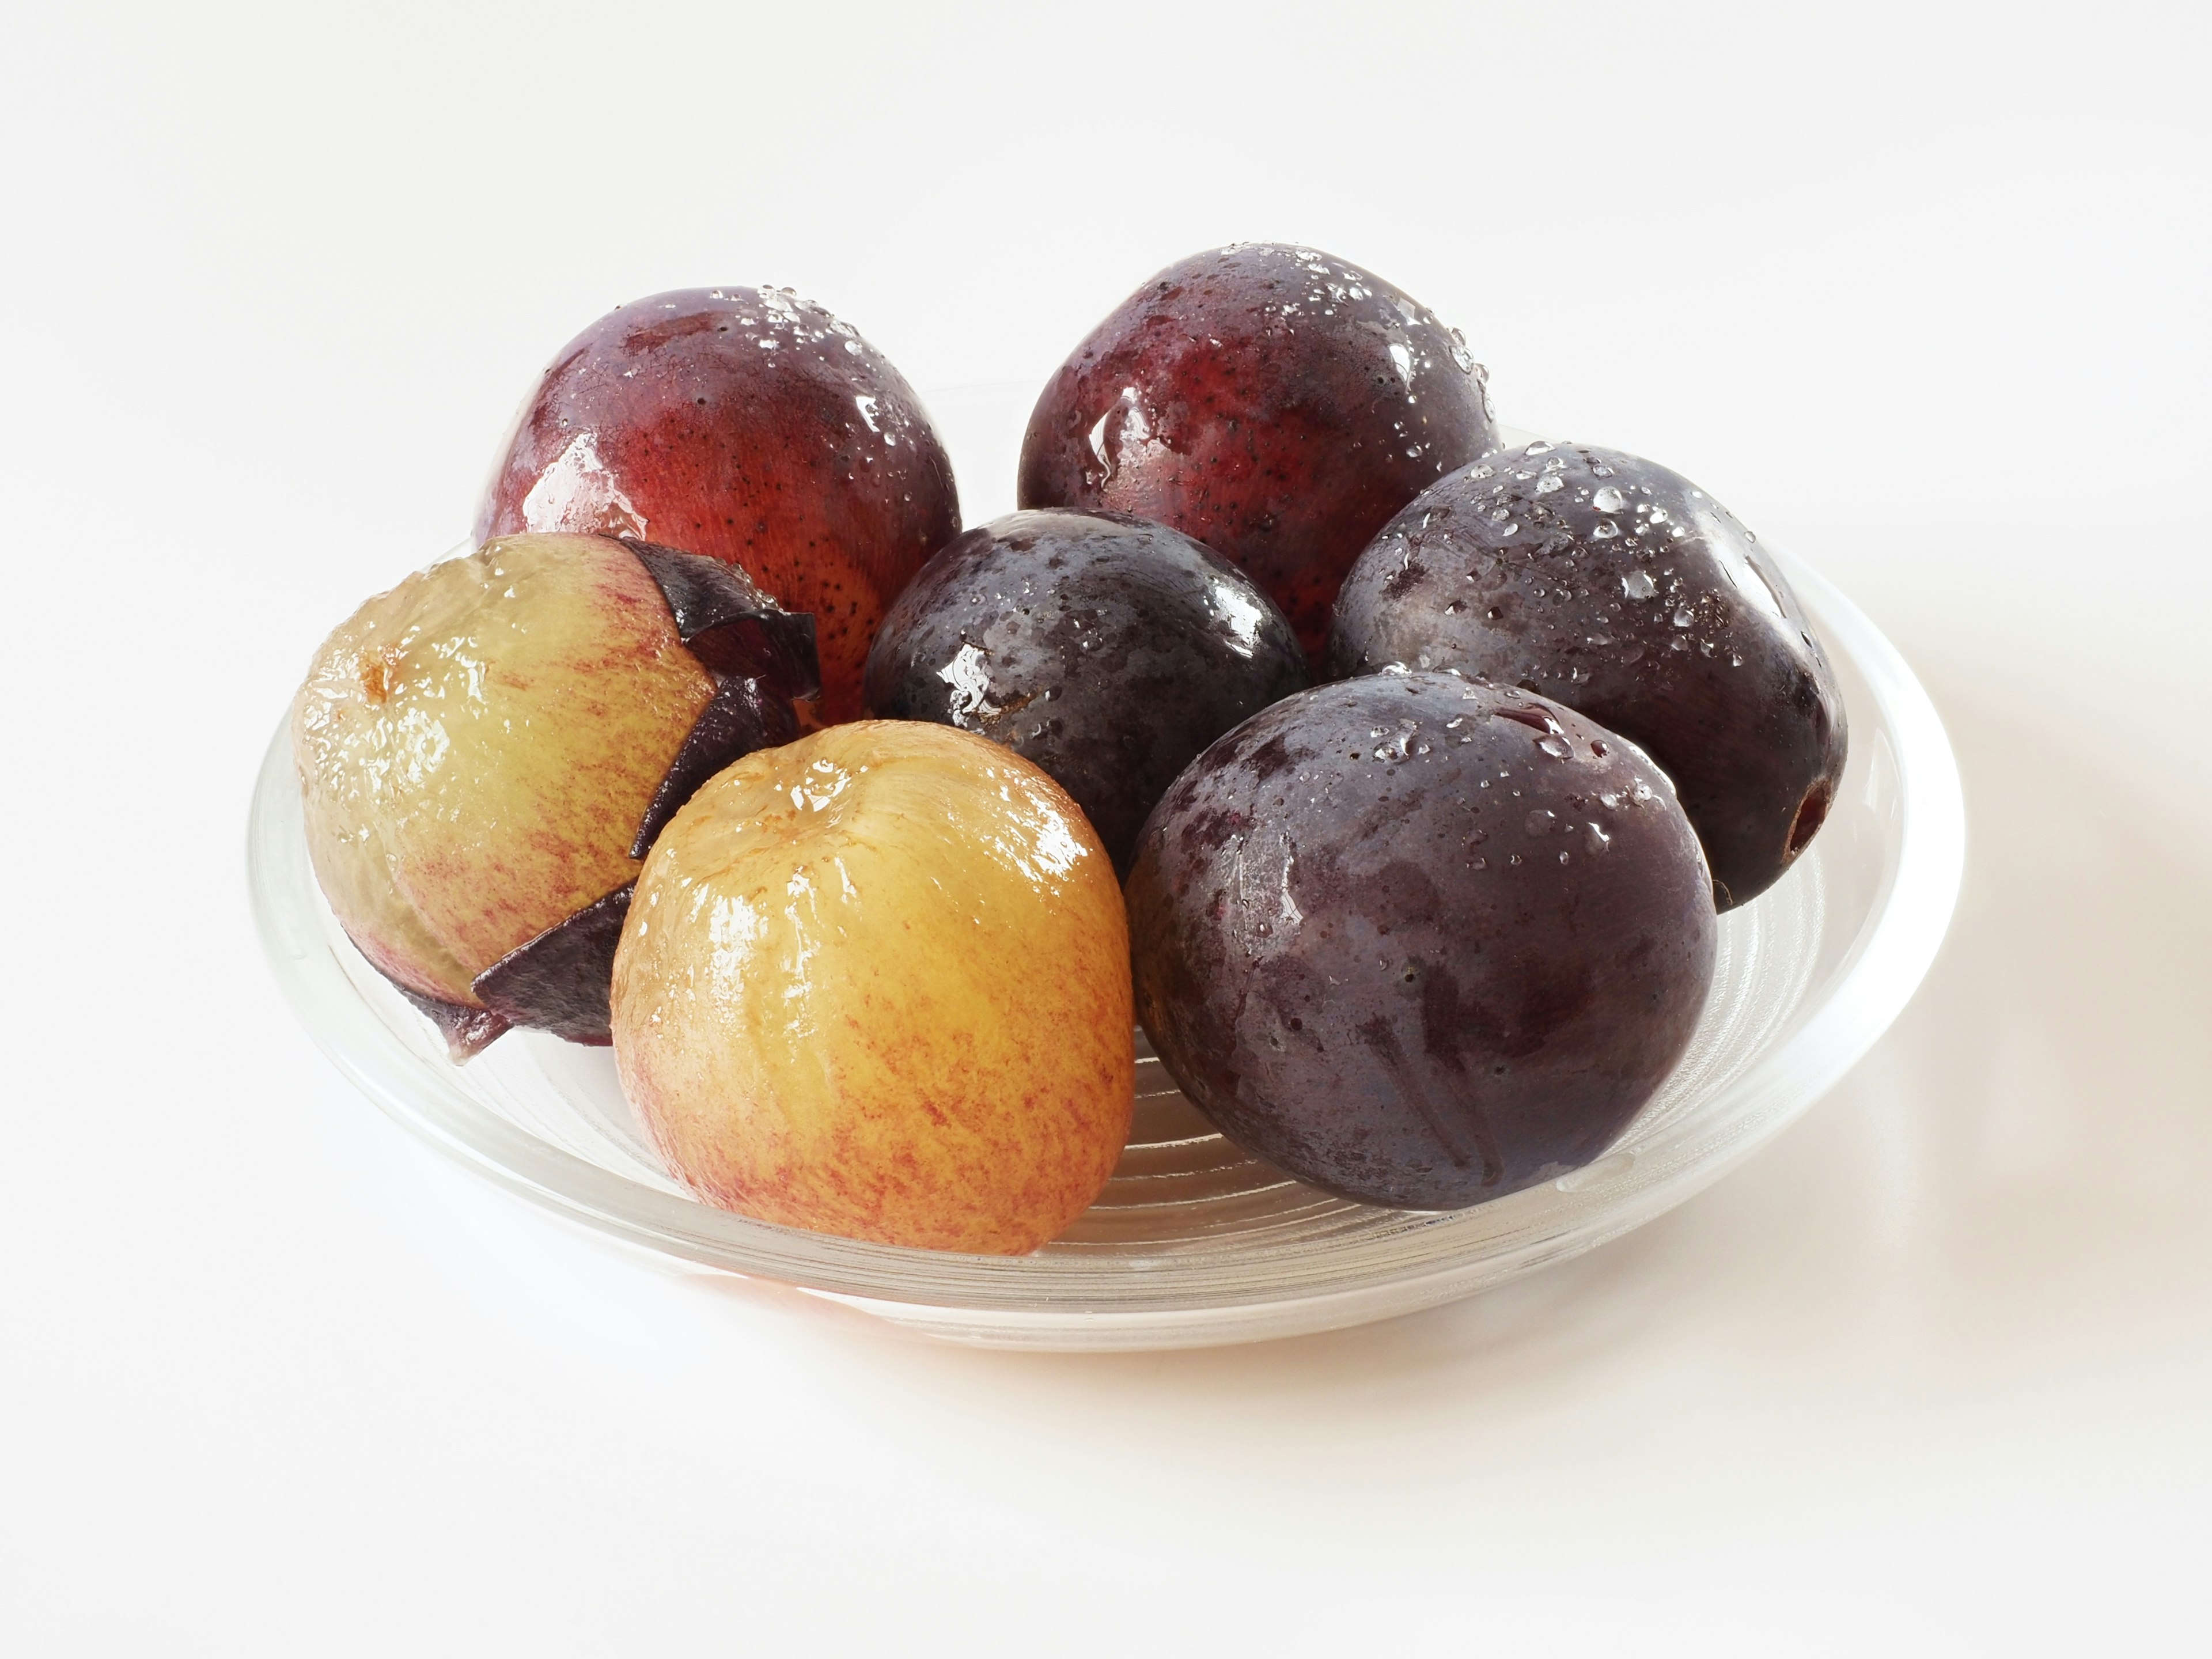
249 546 1961 1351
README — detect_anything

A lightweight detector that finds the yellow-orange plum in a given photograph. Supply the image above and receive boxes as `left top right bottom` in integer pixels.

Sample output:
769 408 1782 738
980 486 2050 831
610 722 1133 1253
293 533 717 1008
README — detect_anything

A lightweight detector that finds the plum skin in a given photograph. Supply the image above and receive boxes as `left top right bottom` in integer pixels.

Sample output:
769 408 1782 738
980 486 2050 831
1017 244 1498 664
293 533 719 1012
1126 672 1717 1210
611 721 1134 1255
1329 442 1847 909
478 286 959 724
293 532 817 1053
863 508 1309 872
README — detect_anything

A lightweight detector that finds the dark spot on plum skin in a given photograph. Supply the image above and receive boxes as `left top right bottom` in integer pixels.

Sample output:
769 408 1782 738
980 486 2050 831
1181 806 1251 854
1381 556 1429 600
1241 733 1301 783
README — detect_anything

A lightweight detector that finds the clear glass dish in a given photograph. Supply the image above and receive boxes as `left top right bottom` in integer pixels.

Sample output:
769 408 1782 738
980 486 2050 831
249 516 1962 1351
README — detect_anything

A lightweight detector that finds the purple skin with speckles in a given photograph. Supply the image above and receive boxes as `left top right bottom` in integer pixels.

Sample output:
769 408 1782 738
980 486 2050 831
1017 245 1499 666
1126 672 1717 1211
1329 444 1847 910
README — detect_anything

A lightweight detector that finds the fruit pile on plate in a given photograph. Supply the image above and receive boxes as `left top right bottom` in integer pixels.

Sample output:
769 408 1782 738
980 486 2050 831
292 247 1847 1254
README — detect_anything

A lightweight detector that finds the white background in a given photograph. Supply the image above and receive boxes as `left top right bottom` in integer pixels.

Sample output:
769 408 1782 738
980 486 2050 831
5 1 2209 1651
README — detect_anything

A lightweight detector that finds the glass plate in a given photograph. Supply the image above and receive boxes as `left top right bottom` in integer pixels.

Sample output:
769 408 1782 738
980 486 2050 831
250 527 1961 1352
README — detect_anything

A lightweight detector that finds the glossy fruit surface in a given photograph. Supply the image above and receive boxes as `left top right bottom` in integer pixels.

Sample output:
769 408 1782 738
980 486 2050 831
294 532 815 1051
294 533 717 1010
863 508 1309 872
1017 245 1498 662
1330 442 1847 908
478 287 959 722
1126 672 1717 1210
611 721 1134 1254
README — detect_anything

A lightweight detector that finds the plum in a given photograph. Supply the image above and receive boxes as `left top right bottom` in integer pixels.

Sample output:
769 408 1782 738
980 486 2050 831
612 721 1134 1253
1330 443 1847 908
863 508 1309 872
478 287 959 723
1016 245 1498 663
1126 672 1717 1210
293 532 816 1054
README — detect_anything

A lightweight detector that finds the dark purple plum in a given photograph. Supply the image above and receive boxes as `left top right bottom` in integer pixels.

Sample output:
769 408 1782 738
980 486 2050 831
1330 443 1846 909
864 509 1308 872
1126 672 1717 1210
1017 245 1499 664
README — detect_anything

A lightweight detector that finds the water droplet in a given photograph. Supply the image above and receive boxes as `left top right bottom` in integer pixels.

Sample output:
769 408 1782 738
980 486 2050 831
1522 440 1552 455
1538 736 1571 759
1585 822 1611 854
1622 570 1657 600
1592 521 1621 540
1509 853 1524 866
1592 485 1627 513
1525 809 1558 835
1672 606 1695 628
1535 474 1563 494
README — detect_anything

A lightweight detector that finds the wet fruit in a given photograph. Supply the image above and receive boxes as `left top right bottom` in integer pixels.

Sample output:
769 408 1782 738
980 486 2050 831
863 507 1309 871
1017 244 1498 662
1126 672 1717 1209
611 721 1134 1253
1330 442 1847 908
293 532 815 1052
478 286 959 722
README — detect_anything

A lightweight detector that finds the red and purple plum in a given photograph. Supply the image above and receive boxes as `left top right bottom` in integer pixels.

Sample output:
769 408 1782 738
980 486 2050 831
478 287 957 722
1017 245 1498 663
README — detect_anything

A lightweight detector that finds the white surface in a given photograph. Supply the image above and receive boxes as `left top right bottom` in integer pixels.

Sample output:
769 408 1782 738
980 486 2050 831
3 1 2207 1651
